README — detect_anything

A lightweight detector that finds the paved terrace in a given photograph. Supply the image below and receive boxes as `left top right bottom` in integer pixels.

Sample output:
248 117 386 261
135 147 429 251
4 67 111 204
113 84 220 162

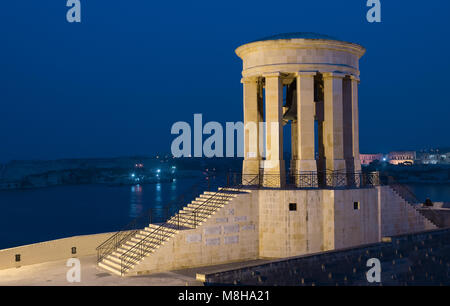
1 229 449 286
0 255 267 286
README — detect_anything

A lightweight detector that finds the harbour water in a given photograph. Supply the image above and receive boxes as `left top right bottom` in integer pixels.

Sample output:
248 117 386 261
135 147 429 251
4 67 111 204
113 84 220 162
0 178 199 250
406 183 450 203
0 181 449 250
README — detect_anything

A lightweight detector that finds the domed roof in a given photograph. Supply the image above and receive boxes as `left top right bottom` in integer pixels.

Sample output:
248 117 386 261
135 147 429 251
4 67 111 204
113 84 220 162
249 32 341 43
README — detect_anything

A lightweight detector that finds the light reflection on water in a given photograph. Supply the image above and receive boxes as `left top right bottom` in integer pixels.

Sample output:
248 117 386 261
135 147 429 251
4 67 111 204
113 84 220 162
129 184 143 218
129 180 180 218
154 183 162 209
0 177 200 249
1 179 446 250
170 179 177 202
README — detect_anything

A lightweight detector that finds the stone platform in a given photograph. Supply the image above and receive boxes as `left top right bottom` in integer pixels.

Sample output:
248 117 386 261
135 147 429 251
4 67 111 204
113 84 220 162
199 228 450 286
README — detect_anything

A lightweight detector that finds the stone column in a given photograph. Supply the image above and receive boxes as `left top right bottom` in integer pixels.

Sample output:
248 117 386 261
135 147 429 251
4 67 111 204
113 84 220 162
323 72 346 172
262 72 285 187
291 120 298 166
293 72 317 174
242 77 261 183
350 76 362 172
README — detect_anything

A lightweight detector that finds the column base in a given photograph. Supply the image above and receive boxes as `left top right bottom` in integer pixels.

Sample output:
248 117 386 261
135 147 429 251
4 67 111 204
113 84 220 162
290 159 318 188
242 159 261 185
326 159 346 172
344 158 362 173
291 159 317 173
354 159 362 173
262 160 285 188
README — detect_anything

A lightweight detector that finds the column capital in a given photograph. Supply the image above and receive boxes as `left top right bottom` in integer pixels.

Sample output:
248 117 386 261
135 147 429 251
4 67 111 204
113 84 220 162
322 72 346 79
262 72 282 78
295 71 316 78
241 76 259 84
349 75 361 83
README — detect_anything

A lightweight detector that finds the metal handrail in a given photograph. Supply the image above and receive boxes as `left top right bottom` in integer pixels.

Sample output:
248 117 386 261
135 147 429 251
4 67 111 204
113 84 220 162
235 171 380 189
99 170 442 275
98 171 379 265
96 174 216 263
119 174 259 275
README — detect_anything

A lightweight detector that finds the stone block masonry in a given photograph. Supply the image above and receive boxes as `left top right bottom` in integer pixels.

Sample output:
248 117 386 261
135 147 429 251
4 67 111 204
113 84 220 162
200 228 450 286
126 185 436 275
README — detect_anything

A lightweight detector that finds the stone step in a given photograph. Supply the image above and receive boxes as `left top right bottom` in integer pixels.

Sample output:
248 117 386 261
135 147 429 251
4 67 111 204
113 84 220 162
147 223 179 233
136 233 173 242
142 227 176 238
106 254 128 266
187 200 228 207
219 187 252 193
167 217 206 227
98 261 122 276
179 209 212 218
102 254 137 275
112 243 159 261
192 198 228 205
188 202 224 209
166 219 202 228
108 246 157 265
199 191 235 197
198 194 234 201
203 191 238 197
132 235 170 244
101 257 123 271
167 216 206 225
184 206 220 214
114 238 162 254
97 185 242 276
112 243 159 259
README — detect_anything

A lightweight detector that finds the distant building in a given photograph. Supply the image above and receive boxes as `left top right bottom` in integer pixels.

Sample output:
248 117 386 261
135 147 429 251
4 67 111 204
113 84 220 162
360 154 383 165
388 151 416 165
417 151 450 165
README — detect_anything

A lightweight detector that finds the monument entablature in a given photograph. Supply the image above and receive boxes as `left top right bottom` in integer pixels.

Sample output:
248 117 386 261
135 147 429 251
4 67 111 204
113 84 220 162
236 33 366 79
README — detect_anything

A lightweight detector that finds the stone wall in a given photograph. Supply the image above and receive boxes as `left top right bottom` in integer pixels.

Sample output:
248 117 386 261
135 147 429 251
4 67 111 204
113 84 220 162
132 186 437 274
1 185 437 275
131 192 259 275
201 228 450 286
418 208 450 228
334 188 380 249
257 189 331 258
379 186 436 237
0 232 114 270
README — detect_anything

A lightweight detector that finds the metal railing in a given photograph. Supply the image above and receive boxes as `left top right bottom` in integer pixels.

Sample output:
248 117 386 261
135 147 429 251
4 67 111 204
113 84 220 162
97 170 443 275
231 171 381 189
96 174 224 263
97 171 379 266
119 174 260 275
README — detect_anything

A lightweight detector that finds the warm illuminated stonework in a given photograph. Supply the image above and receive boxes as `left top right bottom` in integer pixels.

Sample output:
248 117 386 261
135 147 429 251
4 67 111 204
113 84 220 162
1 34 437 279
236 33 365 185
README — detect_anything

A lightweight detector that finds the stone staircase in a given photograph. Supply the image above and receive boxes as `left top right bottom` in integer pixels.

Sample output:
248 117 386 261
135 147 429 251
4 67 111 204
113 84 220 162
388 185 438 228
98 187 250 276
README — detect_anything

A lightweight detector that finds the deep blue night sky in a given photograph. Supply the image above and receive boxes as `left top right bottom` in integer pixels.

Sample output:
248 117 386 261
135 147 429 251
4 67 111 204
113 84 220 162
1 1 449 162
